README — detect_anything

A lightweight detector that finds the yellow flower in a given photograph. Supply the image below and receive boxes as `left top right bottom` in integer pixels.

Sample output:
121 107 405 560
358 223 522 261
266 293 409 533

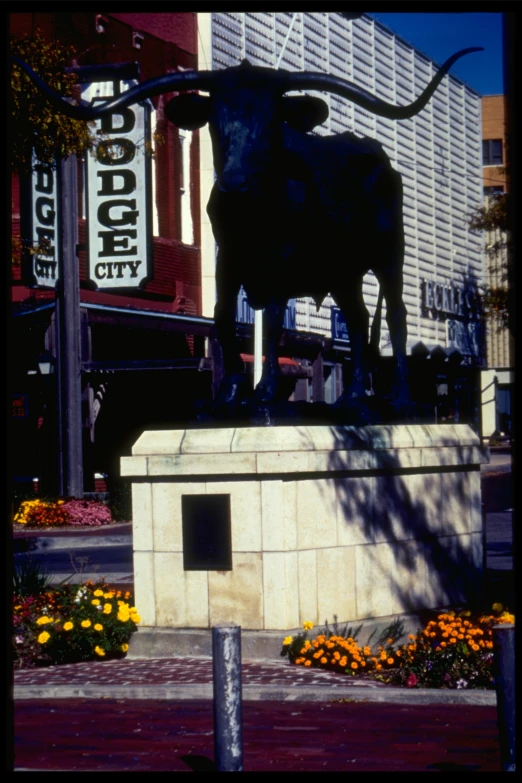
121 643 129 653
492 602 503 613
104 592 114 599
63 621 74 631
303 621 314 631
283 636 293 646
103 604 112 614
94 646 105 657
81 619 92 628
94 623 103 632
93 589 104 597
38 631 50 644
91 599 101 606
36 616 53 625
130 613 141 623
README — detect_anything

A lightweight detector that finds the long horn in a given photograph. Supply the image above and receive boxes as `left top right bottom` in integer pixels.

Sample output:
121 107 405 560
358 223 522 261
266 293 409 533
11 55 217 120
280 48 483 120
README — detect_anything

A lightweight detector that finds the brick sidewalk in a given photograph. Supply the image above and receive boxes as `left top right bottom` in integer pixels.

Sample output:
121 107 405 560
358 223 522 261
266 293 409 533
13 698 501 771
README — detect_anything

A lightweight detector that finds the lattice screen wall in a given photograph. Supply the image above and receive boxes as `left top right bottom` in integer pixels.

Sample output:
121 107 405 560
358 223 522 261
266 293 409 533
211 12 484 351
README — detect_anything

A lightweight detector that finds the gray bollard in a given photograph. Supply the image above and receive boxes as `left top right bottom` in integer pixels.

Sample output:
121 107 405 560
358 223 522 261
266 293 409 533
212 624 243 772
492 623 516 772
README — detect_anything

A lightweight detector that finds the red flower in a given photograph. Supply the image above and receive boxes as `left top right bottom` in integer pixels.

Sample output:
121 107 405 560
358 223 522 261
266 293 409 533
406 673 418 687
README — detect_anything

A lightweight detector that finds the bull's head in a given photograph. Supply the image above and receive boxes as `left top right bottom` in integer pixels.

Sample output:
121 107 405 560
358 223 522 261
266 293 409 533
12 49 483 196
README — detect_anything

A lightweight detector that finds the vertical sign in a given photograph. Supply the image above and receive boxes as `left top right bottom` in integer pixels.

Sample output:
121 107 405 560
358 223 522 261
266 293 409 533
27 159 60 287
83 80 152 289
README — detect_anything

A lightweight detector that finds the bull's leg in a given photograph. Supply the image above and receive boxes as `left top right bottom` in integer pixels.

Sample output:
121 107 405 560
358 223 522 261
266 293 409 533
376 268 410 404
213 254 249 411
332 279 370 400
252 298 287 404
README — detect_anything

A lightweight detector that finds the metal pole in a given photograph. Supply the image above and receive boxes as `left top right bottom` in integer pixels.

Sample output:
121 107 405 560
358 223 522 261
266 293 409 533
56 155 83 497
492 623 516 772
212 624 243 772
254 309 263 387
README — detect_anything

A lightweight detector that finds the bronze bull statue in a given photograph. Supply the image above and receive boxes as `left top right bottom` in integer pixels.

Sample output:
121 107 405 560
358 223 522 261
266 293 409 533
12 47 481 418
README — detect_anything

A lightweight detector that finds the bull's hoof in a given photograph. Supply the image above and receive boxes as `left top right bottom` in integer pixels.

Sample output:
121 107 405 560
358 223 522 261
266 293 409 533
212 374 251 418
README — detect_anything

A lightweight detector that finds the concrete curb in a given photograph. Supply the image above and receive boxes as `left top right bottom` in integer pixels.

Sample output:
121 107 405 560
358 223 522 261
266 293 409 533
13 682 496 705
14 534 132 551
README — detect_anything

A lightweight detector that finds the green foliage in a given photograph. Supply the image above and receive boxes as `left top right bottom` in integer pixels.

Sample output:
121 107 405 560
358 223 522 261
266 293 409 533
13 560 53 598
282 606 515 690
468 192 512 333
108 482 133 522
469 192 509 238
10 31 96 173
13 581 140 668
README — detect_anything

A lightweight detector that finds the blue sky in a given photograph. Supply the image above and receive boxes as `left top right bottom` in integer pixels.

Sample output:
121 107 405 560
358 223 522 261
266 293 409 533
368 12 504 96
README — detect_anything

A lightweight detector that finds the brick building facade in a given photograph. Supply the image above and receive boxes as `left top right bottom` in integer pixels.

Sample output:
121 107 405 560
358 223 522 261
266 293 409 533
481 94 514 438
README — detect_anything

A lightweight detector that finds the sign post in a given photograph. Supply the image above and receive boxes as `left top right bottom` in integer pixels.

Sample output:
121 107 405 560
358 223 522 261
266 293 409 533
55 155 83 497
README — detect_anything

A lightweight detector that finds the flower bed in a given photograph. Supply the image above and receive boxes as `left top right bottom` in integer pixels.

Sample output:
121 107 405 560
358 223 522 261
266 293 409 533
14 497 112 528
281 605 514 689
13 580 140 668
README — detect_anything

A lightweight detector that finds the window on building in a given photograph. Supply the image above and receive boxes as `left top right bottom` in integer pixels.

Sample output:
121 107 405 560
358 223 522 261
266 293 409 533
483 186 504 197
482 139 503 166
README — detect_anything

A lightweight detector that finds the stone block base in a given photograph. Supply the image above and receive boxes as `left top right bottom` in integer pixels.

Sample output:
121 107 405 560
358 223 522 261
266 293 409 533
121 424 488 633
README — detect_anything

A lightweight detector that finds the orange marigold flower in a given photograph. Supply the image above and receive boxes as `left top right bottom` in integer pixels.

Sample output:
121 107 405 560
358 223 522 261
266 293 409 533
304 660 312 667
351 662 358 669
320 657 327 664
387 658 394 665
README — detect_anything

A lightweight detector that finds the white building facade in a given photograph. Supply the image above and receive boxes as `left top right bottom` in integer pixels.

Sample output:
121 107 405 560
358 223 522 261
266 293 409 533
197 12 486 407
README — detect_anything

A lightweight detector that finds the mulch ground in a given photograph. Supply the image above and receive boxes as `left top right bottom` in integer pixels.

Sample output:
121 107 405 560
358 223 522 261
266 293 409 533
12 699 501 772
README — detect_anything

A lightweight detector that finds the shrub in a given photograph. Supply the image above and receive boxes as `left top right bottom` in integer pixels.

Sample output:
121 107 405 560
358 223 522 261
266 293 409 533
383 605 515 689
281 605 515 689
14 498 70 528
13 559 54 597
13 497 112 528
62 499 112 526
13 580 140 668
281 619 402 675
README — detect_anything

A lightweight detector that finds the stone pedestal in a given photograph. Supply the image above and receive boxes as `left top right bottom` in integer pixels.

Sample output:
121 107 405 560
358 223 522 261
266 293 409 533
121 424 487 641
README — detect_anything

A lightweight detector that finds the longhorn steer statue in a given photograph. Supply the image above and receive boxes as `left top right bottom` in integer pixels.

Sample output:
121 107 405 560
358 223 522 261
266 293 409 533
13 48 481 418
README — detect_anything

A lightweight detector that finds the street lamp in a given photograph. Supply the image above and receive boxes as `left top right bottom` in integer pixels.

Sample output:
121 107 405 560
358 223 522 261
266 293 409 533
37 350 55 376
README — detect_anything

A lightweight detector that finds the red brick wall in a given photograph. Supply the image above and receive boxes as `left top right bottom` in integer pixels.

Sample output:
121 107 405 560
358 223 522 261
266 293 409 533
482 95 508 191
10 12 201 317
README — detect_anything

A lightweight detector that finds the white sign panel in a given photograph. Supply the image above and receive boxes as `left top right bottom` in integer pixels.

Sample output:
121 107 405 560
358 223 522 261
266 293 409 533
446 319 483 357
84 81 152 289
31 159 60 287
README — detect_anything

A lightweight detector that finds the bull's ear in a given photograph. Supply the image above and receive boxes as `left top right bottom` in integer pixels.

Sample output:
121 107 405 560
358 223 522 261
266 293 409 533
281 96 329 132
165 94 211 130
